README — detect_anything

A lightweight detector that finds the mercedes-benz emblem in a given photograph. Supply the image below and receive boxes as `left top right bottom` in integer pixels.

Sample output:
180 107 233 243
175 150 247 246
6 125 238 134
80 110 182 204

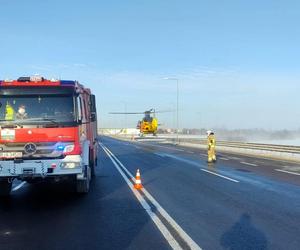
24 143 37 155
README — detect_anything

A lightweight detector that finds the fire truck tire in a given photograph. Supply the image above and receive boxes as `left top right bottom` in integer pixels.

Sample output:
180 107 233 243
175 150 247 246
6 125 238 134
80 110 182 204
91 157 98 177
76 166 91 193
90 156 96 177
90 164 95 177
0 179 12 196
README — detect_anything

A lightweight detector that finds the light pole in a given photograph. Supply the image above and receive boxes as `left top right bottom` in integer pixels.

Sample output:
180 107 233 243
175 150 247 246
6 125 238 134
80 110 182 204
121 101 127 131
164 77 179 144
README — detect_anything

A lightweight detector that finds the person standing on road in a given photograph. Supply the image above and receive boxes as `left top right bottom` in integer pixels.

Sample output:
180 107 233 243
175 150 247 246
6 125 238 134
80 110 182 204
207 130 217 163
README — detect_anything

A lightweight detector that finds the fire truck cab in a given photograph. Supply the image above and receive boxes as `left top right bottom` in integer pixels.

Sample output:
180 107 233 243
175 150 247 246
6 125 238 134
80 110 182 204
0 76 98 195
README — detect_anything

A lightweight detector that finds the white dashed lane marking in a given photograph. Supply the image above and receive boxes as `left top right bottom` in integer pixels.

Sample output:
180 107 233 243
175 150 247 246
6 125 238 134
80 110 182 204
275 169 300 176
240 162 258 167
201 169 239 183
220 157 229 161
228 157 242 160
154 152 166 157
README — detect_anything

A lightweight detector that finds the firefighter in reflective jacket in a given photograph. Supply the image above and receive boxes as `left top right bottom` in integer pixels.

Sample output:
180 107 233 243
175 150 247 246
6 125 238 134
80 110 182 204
207 131 216 163
5 103 14 121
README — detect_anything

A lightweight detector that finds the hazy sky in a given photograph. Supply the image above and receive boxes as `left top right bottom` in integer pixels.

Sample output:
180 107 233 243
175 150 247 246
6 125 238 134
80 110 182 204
0 0 299 129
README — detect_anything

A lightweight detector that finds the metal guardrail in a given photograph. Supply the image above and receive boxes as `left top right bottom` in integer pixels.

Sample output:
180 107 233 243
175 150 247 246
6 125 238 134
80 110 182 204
105 134 300 157
169 138 300 154
105 134 300 162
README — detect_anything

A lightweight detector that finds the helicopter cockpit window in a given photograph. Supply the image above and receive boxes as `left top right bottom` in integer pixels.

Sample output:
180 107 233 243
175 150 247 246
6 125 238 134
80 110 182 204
143 116 153 122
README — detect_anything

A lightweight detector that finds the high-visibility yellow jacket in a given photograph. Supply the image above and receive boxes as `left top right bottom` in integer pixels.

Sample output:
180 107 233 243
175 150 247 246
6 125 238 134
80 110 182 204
208 134 216 150
5 104 14 121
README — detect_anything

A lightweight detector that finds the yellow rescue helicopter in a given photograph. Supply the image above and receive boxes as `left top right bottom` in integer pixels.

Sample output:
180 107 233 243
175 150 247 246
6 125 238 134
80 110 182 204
109 109 168 136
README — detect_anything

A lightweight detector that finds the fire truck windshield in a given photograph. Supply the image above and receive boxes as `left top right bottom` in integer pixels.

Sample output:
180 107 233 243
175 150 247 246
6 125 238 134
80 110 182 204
0 95 76 126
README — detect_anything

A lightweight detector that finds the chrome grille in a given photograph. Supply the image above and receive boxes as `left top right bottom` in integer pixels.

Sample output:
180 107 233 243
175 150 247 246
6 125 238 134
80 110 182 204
0 142 73 159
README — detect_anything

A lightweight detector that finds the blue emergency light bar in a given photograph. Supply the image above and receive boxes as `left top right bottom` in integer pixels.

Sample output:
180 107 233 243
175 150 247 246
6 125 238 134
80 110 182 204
60 80 76 86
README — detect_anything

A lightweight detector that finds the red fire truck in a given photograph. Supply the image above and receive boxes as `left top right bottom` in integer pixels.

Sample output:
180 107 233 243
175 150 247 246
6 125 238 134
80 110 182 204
0 76 98 195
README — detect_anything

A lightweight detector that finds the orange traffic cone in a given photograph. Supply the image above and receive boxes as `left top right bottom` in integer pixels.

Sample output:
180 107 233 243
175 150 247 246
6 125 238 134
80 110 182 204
134 169 143 190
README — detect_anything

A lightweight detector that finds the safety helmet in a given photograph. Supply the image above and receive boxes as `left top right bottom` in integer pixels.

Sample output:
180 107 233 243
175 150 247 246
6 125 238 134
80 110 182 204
207 130 212 136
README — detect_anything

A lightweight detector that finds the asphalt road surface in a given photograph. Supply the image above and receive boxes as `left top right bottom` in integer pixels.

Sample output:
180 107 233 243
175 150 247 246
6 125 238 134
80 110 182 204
1 135 300 250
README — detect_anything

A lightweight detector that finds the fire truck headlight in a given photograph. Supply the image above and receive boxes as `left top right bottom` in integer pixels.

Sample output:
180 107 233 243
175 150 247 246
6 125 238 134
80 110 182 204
63 144 75 154
60 162 81 169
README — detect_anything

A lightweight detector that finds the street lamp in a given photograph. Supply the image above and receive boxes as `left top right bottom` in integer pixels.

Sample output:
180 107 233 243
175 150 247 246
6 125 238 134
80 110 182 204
163 77 179 144
121 101 127 131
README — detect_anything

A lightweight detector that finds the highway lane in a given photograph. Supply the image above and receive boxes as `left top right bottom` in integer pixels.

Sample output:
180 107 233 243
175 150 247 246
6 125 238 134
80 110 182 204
133 139 300 187
0 147 171 250
101 136 300 250
1 135 300 250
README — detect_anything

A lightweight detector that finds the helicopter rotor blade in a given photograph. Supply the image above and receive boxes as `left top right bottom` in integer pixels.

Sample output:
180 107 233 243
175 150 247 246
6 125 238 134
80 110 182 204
109 109 174 115
109 112 145 115
153 110 174 113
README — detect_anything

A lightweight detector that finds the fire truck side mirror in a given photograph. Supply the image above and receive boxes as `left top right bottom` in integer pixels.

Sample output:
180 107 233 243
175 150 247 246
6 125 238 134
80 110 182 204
90 112 96 122
90 95 97 122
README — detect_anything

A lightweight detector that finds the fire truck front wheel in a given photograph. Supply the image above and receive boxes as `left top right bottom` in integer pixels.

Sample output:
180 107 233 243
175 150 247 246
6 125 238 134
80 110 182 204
76 165 91 194
0 178 12 197
89 154 96 177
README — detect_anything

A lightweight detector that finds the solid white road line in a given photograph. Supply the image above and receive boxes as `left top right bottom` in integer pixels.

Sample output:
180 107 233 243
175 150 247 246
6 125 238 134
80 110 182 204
12 181 26 192
101 145 183 250
101 143 202 250
201 169 239 183
240 162 258 167
275 169 300 176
